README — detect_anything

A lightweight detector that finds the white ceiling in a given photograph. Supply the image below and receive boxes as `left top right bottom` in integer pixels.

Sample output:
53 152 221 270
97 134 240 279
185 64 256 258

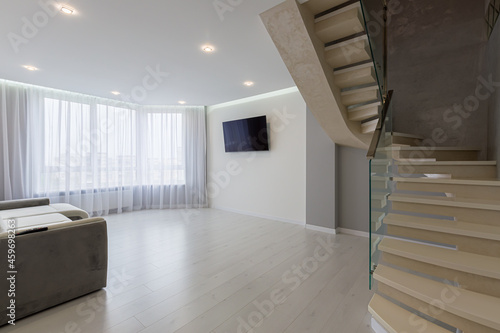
0 0 295 106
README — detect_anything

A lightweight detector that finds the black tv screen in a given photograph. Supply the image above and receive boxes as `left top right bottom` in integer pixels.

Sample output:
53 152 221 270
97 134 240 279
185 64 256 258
222 115 269 152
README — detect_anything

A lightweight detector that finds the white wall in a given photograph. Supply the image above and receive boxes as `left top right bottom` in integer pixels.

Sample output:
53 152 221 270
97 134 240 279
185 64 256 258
306 108 336 230
207 88 306 224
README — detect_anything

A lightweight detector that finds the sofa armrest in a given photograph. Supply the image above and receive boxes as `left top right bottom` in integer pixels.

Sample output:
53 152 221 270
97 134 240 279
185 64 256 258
0 198 50 211
0 217 108 326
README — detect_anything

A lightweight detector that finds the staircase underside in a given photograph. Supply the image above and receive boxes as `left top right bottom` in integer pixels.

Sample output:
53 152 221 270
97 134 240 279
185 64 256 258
260 0 375 149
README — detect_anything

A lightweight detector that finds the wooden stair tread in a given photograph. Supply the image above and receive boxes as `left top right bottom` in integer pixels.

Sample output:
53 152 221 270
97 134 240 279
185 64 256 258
393 177 500 186
315 6 364 43
395 160 497 166
368 294 451 333
325 33 368 50
374 265 500 331
383 146 480 152
341 84 379 95
384 213 500 241
388 132 425 140
378 238 500 279
389 193 500 211
302 0 351 17
334 61 373 74
361 118 378 134
348 100 381 111
315 1 361 22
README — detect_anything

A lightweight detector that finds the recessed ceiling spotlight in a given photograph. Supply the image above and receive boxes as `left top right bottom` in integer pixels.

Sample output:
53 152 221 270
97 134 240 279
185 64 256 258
111 91 121 96
60 6 74 14
178 101 186 105
23 65 38 71
202 45 215 53
243 81 254 87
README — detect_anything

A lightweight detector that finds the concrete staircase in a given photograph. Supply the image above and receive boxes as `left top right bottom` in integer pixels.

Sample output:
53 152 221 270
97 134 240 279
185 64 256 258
260 0 381 149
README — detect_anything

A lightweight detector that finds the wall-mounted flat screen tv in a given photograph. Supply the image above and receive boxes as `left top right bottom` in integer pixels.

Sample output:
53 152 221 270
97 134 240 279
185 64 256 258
222 115 269 152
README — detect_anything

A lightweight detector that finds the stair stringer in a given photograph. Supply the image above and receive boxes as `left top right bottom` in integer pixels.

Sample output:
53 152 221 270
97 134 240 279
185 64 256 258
260 0 373 149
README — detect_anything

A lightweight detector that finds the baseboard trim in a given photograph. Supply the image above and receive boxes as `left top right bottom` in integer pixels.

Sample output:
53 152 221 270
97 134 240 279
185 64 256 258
336 228 369 238
211 206 305 226
305 224 337 234
371 317 389 333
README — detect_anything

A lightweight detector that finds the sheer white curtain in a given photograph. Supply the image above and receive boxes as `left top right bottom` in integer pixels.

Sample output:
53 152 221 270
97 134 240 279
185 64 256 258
0 80 207 215
0 82 29 200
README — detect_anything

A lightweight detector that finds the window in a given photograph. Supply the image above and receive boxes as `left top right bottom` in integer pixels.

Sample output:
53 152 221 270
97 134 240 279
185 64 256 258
146 112 185 185
40 98 185 194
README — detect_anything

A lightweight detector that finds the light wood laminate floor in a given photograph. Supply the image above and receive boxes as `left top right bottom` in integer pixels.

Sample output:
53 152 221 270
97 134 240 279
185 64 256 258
3 209 374 333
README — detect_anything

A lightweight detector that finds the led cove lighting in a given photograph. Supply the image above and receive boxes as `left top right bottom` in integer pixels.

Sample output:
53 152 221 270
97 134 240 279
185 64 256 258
243 81 254 87
61 6 74 14
23 65 38 71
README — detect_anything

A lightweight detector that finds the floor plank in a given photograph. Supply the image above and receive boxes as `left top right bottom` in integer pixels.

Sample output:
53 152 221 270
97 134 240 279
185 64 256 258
1 209 374 333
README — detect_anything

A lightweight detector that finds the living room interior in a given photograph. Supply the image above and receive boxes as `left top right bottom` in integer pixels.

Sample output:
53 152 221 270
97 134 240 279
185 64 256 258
0 0 499 332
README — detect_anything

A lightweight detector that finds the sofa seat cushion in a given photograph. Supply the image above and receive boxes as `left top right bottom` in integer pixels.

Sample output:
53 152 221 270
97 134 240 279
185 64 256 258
0 205 56 219
0 203 89 221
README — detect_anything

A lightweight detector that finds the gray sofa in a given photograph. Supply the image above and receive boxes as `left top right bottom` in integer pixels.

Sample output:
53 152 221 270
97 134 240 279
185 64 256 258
0 198 108 326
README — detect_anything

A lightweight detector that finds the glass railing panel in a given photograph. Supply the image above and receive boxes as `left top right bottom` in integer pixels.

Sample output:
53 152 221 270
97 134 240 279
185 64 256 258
368 91 393 289
360 0 386 99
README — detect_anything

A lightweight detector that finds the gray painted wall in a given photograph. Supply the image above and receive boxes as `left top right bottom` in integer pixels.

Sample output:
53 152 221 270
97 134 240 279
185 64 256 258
388 0 488 158
337 146 369 232
486 21 500 174
306 108 336 229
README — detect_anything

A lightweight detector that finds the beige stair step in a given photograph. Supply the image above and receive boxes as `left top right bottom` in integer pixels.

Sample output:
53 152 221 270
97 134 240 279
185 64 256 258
386 132 424 146
341 84 380 106
371 159 391 174
315 5 364 43
371 235 381 257
325 34 371 68
394 177 500 200
348 101 380 121
362 118 378 134
371 175 389 189
378 238 500 279
383 146 480 161
384 213 500 257
384 213 500 242
371 211 385 232
368 294 451 333
372 192 389 209
395 160 497 178
389 193 500 226
303 0 354 16
389 193 500 212
374 264 500 331
334 62 376 88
